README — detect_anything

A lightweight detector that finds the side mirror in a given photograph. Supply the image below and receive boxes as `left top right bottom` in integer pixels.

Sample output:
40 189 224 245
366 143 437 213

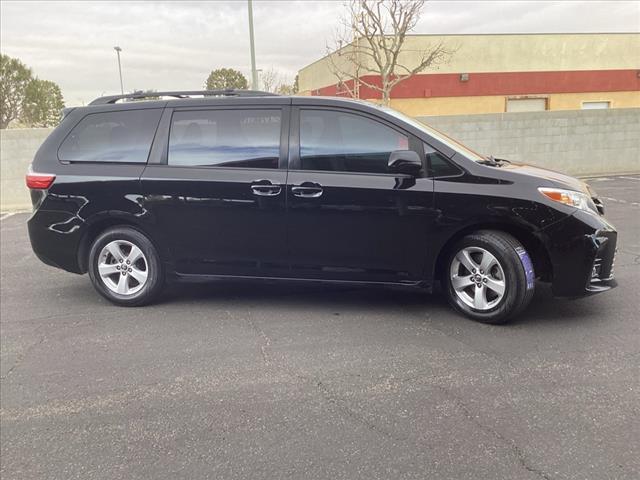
388 150 422 176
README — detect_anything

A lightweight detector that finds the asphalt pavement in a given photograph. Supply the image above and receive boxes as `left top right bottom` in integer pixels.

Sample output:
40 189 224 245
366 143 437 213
1 175 639 480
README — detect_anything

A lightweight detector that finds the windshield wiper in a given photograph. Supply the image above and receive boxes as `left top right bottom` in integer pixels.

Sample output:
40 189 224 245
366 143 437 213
478 155 511 167
492 156 511 164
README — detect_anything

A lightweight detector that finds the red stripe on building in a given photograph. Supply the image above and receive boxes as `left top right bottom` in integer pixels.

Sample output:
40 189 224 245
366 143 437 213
312 69 640 99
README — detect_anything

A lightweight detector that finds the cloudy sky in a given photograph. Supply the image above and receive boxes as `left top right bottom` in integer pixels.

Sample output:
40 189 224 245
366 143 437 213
1 0 638 105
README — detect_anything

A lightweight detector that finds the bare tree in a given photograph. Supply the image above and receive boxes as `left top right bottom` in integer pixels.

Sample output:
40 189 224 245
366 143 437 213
327 0 453 105
276 83 296 95
259 67 280 93
259 68 298 95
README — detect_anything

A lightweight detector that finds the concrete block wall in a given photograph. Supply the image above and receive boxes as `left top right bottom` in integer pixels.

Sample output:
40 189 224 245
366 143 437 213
1 128 53 211
418 108 640 177
1 109 639 211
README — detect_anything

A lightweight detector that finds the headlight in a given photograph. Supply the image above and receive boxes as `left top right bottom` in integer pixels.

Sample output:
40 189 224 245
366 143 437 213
538 187 599 214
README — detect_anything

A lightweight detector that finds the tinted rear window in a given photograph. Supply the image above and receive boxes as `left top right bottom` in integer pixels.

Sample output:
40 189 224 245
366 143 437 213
58 109 162 163
168 109 281 169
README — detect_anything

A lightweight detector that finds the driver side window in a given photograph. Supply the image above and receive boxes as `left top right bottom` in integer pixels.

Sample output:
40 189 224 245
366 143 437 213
299 109 409 174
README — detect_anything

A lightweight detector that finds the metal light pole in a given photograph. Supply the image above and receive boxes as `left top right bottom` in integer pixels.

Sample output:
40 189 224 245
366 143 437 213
247 0 258 90
113 46 124 95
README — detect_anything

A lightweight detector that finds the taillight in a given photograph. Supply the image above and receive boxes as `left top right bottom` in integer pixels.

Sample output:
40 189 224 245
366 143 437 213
26 172 56 190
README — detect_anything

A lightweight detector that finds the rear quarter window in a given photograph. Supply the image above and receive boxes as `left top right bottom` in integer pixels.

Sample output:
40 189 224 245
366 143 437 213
58 109 162 163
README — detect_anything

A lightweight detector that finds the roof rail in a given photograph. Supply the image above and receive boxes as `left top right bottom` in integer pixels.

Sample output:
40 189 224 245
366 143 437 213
88 89 279 105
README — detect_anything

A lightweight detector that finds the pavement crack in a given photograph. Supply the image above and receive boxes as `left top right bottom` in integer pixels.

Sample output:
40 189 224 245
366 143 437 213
0 310 98 326
388 292 515 378
423 322 516 382
437 385 552 480
313 379 407 443
244 316 273 367
239 318 421 447
1 335 46 380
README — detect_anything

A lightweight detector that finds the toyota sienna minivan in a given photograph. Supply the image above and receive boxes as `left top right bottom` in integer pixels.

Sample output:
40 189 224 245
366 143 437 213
26 90 617 324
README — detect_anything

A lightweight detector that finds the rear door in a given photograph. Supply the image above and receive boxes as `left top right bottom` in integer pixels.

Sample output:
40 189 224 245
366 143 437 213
286 105 436 283
141 102 290 277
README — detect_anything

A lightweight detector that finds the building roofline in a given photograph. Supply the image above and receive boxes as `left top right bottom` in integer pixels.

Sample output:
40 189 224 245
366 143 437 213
299 32 640 73
399 32 640 36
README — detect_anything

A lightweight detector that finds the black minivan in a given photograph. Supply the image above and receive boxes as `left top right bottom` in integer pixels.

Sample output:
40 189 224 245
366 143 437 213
26 90 617 323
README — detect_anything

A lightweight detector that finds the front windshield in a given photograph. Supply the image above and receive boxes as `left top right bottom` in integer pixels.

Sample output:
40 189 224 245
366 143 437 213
377 105 486 162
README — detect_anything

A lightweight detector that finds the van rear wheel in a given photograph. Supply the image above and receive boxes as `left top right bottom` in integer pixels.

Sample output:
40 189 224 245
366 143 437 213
88 227 163 306
444 230 535 324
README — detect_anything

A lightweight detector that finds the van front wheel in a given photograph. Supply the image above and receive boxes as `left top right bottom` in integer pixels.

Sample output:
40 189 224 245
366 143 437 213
444 230 535 324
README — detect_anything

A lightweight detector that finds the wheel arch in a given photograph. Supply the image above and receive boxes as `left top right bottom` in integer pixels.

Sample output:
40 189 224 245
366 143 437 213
433 222 553 285
77 213 170 274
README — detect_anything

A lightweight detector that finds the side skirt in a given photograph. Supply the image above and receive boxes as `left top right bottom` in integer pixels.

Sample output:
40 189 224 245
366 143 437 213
172 272 431 291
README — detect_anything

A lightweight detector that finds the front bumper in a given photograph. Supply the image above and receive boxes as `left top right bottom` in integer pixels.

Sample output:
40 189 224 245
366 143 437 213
544 210 617 298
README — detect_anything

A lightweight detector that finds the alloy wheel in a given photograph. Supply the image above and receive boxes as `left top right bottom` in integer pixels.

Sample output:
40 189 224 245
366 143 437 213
97 240 148 296
450 246 506 311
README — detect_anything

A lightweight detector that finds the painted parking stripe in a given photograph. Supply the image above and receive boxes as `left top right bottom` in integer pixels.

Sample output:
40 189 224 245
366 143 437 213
601 196 640 207
0 213 16 221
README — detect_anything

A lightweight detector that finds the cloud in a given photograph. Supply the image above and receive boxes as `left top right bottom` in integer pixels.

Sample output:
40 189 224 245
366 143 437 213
1 0 637 105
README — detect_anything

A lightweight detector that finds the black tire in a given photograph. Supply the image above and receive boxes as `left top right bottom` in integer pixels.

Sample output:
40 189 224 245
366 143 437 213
87 226 164 306
443 230 535 324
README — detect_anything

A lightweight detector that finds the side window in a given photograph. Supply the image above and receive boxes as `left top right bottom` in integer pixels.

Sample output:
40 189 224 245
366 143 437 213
168 109 281 169
59 109 162 163
300 109 409 174
425 143 462 178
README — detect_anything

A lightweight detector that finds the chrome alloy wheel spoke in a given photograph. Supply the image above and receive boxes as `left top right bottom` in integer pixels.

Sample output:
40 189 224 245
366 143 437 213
455 249 478 273
450 246 507 311
451 274 474 291
98 240 148 296
485 277 506 296
128 266 148 284
473 282 489 310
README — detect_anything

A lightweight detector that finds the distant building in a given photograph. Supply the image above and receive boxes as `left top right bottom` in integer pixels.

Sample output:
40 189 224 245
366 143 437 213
298 33 640 116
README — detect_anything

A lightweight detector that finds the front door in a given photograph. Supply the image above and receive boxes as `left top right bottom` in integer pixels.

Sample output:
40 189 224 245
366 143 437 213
286 107 435 283
141 106 289 277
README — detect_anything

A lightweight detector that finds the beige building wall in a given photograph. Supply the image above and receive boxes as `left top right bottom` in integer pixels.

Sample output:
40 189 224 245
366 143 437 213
389 91 640 117
299 33 640 94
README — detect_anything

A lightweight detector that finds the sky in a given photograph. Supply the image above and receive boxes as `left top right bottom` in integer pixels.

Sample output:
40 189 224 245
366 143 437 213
1 0 638 106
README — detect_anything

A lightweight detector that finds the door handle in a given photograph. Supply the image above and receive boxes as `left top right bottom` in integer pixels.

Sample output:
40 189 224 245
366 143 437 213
251 181 281 197
291 185 323 198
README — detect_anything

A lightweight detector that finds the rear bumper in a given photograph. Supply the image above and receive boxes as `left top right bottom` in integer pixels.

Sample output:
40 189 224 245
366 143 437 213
545 210 617 298
27 209 84 274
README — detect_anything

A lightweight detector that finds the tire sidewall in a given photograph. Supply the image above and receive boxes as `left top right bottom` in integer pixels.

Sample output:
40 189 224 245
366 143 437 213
88 227 162 306
445 234 529 324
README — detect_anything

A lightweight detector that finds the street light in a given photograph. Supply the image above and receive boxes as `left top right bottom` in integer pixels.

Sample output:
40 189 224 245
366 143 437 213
247 0 258 90
113 46 124 95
